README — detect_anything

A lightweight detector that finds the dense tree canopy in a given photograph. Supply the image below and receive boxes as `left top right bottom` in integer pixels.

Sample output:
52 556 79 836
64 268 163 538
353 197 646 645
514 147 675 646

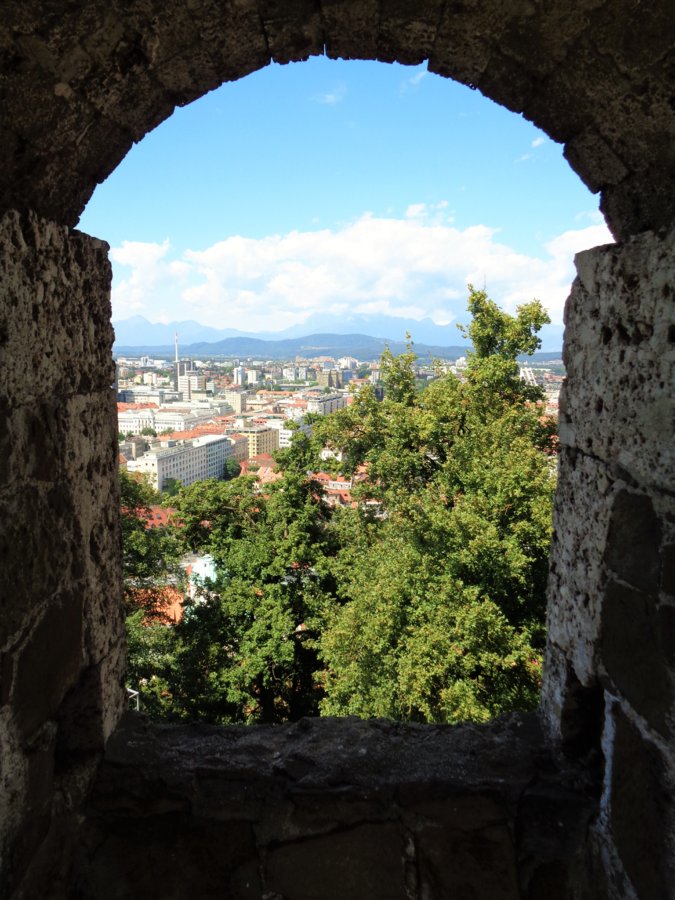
123 289 555 725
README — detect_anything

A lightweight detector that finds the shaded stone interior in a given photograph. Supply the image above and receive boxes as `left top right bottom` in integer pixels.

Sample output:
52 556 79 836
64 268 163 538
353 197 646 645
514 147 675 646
0 3 673 898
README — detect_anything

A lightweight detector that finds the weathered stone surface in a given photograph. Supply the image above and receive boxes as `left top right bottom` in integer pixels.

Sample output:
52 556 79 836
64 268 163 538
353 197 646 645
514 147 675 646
0 210 125 900
609 705 675 900
559 229 675 491
604 490 662 592
0 4 673 898
0 2 674 237
77 817 260 900
0 211 114 406
75 713 594 900
601 581 674 738
544 450 617 688
266 822 408 900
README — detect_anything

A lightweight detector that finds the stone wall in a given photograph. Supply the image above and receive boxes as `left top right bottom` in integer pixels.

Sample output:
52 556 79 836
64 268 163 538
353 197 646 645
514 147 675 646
0 2 673 898
1 1 674 240
0 211 126 899
75 713 595 900
543 228 675 898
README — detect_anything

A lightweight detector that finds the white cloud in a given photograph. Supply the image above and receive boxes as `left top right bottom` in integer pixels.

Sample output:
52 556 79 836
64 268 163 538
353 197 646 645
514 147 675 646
401 68 428 93
109 210 613 331
531 136 546 148
314 83 346 105
109 239 174 316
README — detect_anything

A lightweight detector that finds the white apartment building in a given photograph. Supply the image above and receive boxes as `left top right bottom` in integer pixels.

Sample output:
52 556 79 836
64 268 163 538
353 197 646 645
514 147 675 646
337 356 359 370
117 407 157 433
264 417 312 449
118 407 222 435
126 434 234 491
306 393 347 416
233 366 246 386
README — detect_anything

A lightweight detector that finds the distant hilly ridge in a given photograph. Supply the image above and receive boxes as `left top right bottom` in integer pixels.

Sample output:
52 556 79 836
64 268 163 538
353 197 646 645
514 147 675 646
112 315 563 361
115 332 469 362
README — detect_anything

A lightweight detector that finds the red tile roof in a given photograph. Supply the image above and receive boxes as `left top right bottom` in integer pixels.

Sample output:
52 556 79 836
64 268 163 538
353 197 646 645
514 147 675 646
117 402 159 411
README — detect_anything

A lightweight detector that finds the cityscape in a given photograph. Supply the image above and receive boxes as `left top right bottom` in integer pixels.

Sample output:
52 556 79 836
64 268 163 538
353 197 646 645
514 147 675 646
116 336 563 500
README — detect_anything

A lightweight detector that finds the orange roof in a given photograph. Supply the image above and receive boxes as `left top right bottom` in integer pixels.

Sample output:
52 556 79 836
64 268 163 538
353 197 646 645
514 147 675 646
159 421 234 442
144 506 177 529
126 586 184 625
117 402 159 411
257 466 283 485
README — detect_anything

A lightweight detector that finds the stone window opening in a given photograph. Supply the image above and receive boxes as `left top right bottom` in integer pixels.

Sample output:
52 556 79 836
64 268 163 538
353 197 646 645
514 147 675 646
99 54 590 732
1 5 673 898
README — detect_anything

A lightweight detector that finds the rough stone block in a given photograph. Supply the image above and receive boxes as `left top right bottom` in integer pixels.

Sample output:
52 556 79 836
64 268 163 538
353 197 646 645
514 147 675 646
416 818 518 900
377 0 444 65
258 0 324 64
266 822 408 900
559 228 675 491
608 705 675 900
0 210 114 407
77 816 259 900
601 580 674 737
321 0 380 61
544 450 616 686
604 489 662 592
13 592 83 741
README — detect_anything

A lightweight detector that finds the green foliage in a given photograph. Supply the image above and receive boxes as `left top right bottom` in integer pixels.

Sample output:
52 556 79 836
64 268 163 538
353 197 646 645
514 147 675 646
120 468 180 589
224 456 241 480
379 335 418 405
120 468 183 704
458 285 550 360
163 477 182 497
313 289 554 723
121 288 555 727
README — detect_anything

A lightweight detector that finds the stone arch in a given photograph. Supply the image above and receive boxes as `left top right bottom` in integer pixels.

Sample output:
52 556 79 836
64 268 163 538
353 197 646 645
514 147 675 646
0 3 673 898
1 1 674 239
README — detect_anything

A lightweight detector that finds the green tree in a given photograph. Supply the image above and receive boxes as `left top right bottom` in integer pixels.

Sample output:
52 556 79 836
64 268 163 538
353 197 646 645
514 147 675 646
316 288 554 723
163 467 336 723
120 468 180 593
120 468 183 710
379 335 417 405
123 287 556 728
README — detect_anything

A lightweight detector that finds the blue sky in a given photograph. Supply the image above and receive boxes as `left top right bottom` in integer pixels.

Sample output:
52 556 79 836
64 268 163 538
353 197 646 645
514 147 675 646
79 56 612 337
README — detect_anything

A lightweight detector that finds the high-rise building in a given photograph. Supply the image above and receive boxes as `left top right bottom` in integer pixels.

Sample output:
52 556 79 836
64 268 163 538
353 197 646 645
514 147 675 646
177 373 206 399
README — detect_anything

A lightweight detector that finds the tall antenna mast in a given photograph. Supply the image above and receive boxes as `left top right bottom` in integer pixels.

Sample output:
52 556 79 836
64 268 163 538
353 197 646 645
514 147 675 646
174 331 179 363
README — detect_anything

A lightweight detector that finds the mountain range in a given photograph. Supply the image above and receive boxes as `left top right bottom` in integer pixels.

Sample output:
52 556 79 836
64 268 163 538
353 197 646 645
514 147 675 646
112 314 564 359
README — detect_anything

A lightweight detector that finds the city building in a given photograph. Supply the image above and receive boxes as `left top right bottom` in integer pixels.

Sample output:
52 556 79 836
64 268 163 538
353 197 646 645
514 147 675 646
237 425 280 458
306 393 347 416
223 389 247 413
126 434 234 491
317 370 343 389
177 372 207 399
